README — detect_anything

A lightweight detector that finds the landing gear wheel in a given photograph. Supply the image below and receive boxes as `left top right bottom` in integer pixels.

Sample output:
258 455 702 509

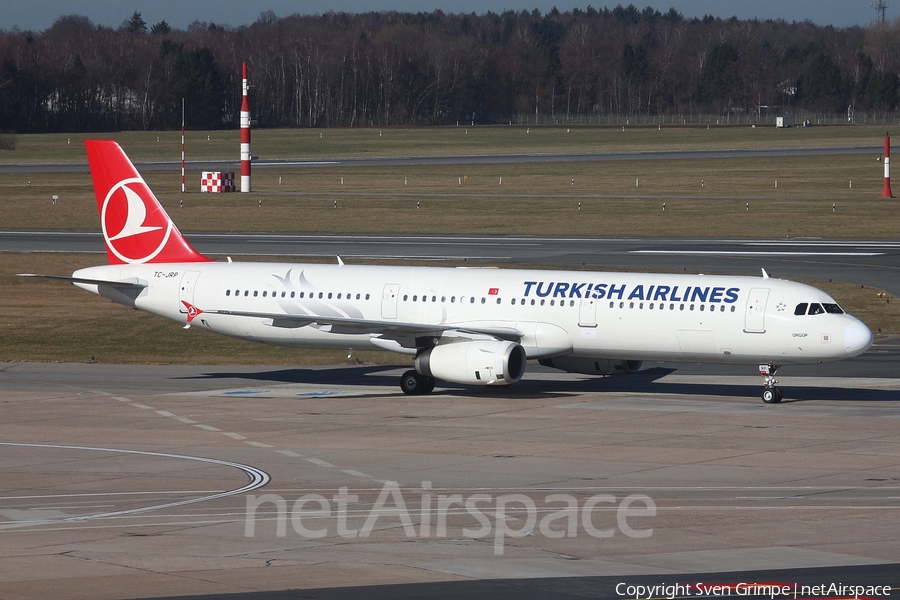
758 363 783 404
400 370 435 395
762 387 782 404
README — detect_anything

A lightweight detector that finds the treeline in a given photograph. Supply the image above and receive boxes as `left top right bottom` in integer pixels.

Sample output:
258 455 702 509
2 5 900 133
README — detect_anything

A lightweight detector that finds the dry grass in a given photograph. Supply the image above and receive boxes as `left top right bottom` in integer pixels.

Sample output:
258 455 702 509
1 153 897 238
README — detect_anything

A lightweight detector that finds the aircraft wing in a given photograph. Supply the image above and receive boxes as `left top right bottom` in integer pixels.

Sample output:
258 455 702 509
17 274 148 289
207 308 523 346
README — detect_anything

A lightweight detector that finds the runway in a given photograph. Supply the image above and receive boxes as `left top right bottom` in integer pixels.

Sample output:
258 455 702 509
0 145 882 175
1 353 898 599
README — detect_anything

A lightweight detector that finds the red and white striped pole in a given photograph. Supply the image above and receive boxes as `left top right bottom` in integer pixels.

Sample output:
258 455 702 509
181 97 185 193
883 132 893 198
240 62 251 193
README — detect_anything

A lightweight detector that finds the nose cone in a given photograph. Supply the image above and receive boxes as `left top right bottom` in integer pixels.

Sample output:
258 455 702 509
844 319 874 356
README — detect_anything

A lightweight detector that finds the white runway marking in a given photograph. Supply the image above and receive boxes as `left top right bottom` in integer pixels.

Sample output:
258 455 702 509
341 469 372 478
106 391 384 487
194 424 221 431
631 250 883 256
0 442 270 529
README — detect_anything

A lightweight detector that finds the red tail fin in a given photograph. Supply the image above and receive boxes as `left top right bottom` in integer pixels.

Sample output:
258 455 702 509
85 140 211 264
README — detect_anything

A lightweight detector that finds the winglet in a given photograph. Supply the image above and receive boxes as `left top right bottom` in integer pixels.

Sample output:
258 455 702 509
761 268 770 279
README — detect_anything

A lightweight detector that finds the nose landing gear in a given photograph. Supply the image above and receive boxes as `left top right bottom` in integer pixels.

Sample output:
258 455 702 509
759 363 782 404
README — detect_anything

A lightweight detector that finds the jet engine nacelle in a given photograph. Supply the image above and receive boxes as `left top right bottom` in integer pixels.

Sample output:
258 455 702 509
538 357 643 376
416 340 527 386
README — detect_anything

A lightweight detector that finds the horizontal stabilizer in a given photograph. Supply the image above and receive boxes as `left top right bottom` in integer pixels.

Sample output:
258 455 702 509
17 273 148 289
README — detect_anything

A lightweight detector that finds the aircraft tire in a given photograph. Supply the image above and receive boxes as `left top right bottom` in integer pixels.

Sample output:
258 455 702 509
400 370 434 395
762 388 782 404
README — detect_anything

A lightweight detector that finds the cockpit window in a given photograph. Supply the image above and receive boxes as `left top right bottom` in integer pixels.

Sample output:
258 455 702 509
794 303 808 316
822 303 844 314
807 303 825 315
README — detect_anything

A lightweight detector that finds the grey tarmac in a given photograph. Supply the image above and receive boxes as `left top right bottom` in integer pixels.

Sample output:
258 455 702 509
0 354 898 599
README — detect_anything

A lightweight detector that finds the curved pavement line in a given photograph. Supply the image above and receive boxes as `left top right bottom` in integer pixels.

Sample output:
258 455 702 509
0 441 270 528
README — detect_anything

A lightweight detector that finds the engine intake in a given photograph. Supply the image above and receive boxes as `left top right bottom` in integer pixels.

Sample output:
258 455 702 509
416 340 526 386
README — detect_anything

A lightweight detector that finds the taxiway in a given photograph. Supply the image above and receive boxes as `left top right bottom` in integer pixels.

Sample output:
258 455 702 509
1 353 898 599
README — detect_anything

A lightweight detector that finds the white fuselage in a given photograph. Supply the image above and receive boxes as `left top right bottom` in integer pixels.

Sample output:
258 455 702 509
73 261 873 366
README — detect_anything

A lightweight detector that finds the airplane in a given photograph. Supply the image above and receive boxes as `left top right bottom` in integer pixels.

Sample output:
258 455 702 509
20 140 874 403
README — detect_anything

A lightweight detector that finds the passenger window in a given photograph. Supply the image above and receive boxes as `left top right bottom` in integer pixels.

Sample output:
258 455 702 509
808 303 825 315
226 290 231 296
244 291 249 297
262 291 267 297
403 295 408 301
365 294 370 300
794 303 808 316
291 292 295 298
497 298 502 304
253 291 258 297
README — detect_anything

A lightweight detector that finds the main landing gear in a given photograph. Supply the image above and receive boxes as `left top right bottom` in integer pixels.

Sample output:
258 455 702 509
759 363 782 404
400 370 435 395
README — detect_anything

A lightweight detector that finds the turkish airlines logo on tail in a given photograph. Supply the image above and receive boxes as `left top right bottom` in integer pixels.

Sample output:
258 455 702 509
101 177 173 264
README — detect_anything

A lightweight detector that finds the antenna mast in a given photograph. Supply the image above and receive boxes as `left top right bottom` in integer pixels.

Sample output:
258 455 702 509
873 0 889 23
